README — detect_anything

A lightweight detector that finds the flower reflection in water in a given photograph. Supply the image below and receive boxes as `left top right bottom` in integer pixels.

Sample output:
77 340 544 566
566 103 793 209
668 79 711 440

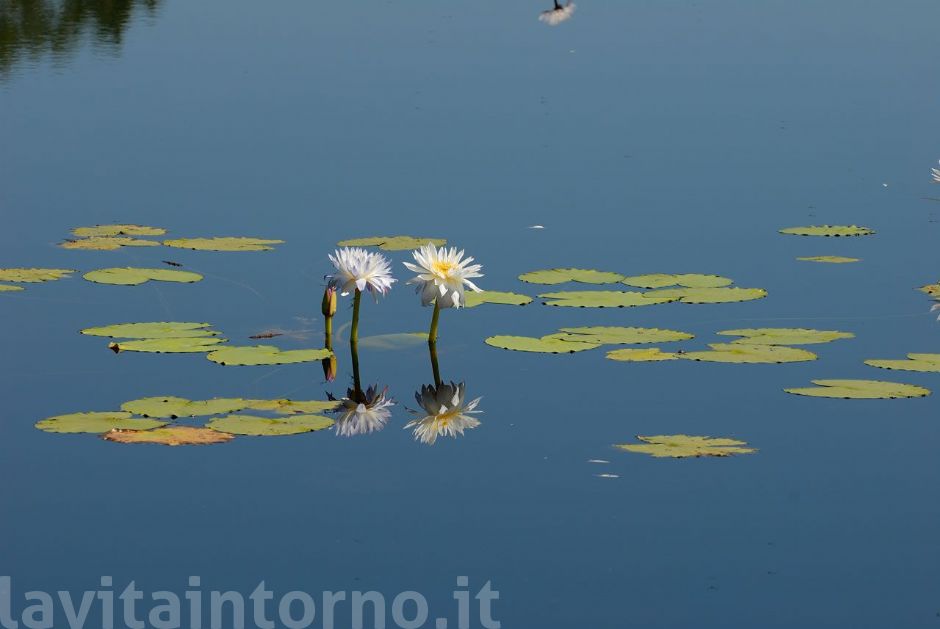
334 384 394 437
539 0 576 26
406 382 482 445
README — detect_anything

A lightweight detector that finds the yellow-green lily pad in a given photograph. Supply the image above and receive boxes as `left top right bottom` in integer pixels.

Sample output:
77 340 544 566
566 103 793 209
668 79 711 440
120 396 252 418
337 236 447 251
519 268 625 285
797 256 861 263
207 414 334 436
616 435 756 458
83 267 203 286
643 287 767 304
109 337 226 353
81 322 218 339
547 326 693 345
0 268 75 283
717 328 854 345
358 332 428 350
206 345 332 366
103 426 233 446
464 291 533 307
679 343 816 363
917 283 940 297
540 290 676 308
606 348 680 362
784 379 931 399
864 354 940 373
163 237 284 252
60 236 161 250
780 225 874 237
72 224 166 238
484 335 601 353
245 399 341 414
0 284 24 292
35 412 167 434
621 274 732 289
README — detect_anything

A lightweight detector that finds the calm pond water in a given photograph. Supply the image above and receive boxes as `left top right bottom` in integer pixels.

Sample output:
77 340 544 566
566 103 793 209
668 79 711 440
2 1 940 627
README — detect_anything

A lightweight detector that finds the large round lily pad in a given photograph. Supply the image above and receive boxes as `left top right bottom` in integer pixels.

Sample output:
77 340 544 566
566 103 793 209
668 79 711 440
0 268 75 283
60 236 161 250
642 287 767 304
797 256 860 263
81 322 218 339
621 274 732 289
83 267 203 286
547 326 693 345
245 399 341 414
864 354 940 373
717 328 854 345
109 337 226 353
72 224 166 237
35 412 167 434
337 236 447 251
784 379 931 399
606 348 680 362
120 396 252 418
206 345 332 366
484 335 600 353
616 435 756 458
540 290 675 308
0 284 24 292
163 237 284 251
207 414 334 436
103 427 233 446
463 291 532 307
780 225 874 237
519 268 625 285
679 343 816 363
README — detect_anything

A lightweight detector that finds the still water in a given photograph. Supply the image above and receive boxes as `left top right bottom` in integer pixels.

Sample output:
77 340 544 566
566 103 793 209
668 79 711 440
1 1 939 627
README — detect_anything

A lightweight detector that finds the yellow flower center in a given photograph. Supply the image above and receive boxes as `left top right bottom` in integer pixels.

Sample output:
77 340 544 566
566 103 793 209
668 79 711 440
431 259 456 277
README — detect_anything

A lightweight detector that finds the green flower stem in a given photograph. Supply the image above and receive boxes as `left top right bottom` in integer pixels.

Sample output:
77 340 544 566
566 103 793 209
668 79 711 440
350 289 362 394
324 314 333 348
428 299 442 345
429 340 442 388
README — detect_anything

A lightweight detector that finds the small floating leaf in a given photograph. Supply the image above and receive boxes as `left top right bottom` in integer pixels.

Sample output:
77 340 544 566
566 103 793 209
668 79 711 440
784 379 931 399
103 427 233 446
83 267 203 286
917 283 940 297
519 268 625 285
606 348 680 362
463 291 533 307
797 256 860 263
337 236 447 251
0 268 75 283
621 274 732 289
864 354 940 373
163 237 284 251
0 284 24 292
779 225 874 237
540 290 675 308
717 328 854 345
109 337 226 353
206 345 331 366
358 332 428 350
120 396 251 418
72 224 166 238
207 414 334 436
60 236 161 250
548 326 693 345
245 399 340 414
616 435 756 458
81 322 218 339
680 343 816 363
484 335 600 353
643 287 767 304
35 412 167 434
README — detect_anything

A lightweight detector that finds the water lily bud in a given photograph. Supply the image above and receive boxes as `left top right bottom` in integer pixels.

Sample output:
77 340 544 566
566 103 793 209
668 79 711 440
322 353 337 383
322 285 337 317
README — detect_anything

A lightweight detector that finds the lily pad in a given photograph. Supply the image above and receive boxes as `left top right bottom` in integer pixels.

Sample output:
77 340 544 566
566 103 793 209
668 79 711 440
0 284 24 292
0 268 75 283
245 399 341 414
83 267 203 286
797 256 861 263
540 290 675 308
642 287 767 304
72 224 166 238
463 291 533 307
717 328 854 345
784 379 931 399
779 225 874 237
917 283 940 297
109 337 227 353
60 237 161 250
81 322 218 339
606 348 680 362
679 343 816 363
35 412 167 434
621 274 732 289
864 354 940 373
163 237 284 252
207 414 334 436
206 345 332 366
548 326 694 345
484 335 600 353
120 396 252 418
102 427 233 446
519 268 625 285
337 236 447 251
616 435 756 458
358 332 428 350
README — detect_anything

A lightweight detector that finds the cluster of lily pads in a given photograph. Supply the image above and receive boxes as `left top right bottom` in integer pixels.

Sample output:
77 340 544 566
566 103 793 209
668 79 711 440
58 223 283 252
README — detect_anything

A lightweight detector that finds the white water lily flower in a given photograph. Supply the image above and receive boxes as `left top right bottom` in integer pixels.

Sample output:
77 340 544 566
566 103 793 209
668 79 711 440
932 303 940 320
403 243 483 308
932 164 940 183
334 385 394 437
405 382 482 445
539 1 576 25
328 247 396 297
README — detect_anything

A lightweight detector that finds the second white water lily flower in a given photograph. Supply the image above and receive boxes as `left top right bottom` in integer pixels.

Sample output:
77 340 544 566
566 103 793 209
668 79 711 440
334 385 394 437
539 1 576 26
405 382 482 445
328 247 396 297
403 243 483 308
